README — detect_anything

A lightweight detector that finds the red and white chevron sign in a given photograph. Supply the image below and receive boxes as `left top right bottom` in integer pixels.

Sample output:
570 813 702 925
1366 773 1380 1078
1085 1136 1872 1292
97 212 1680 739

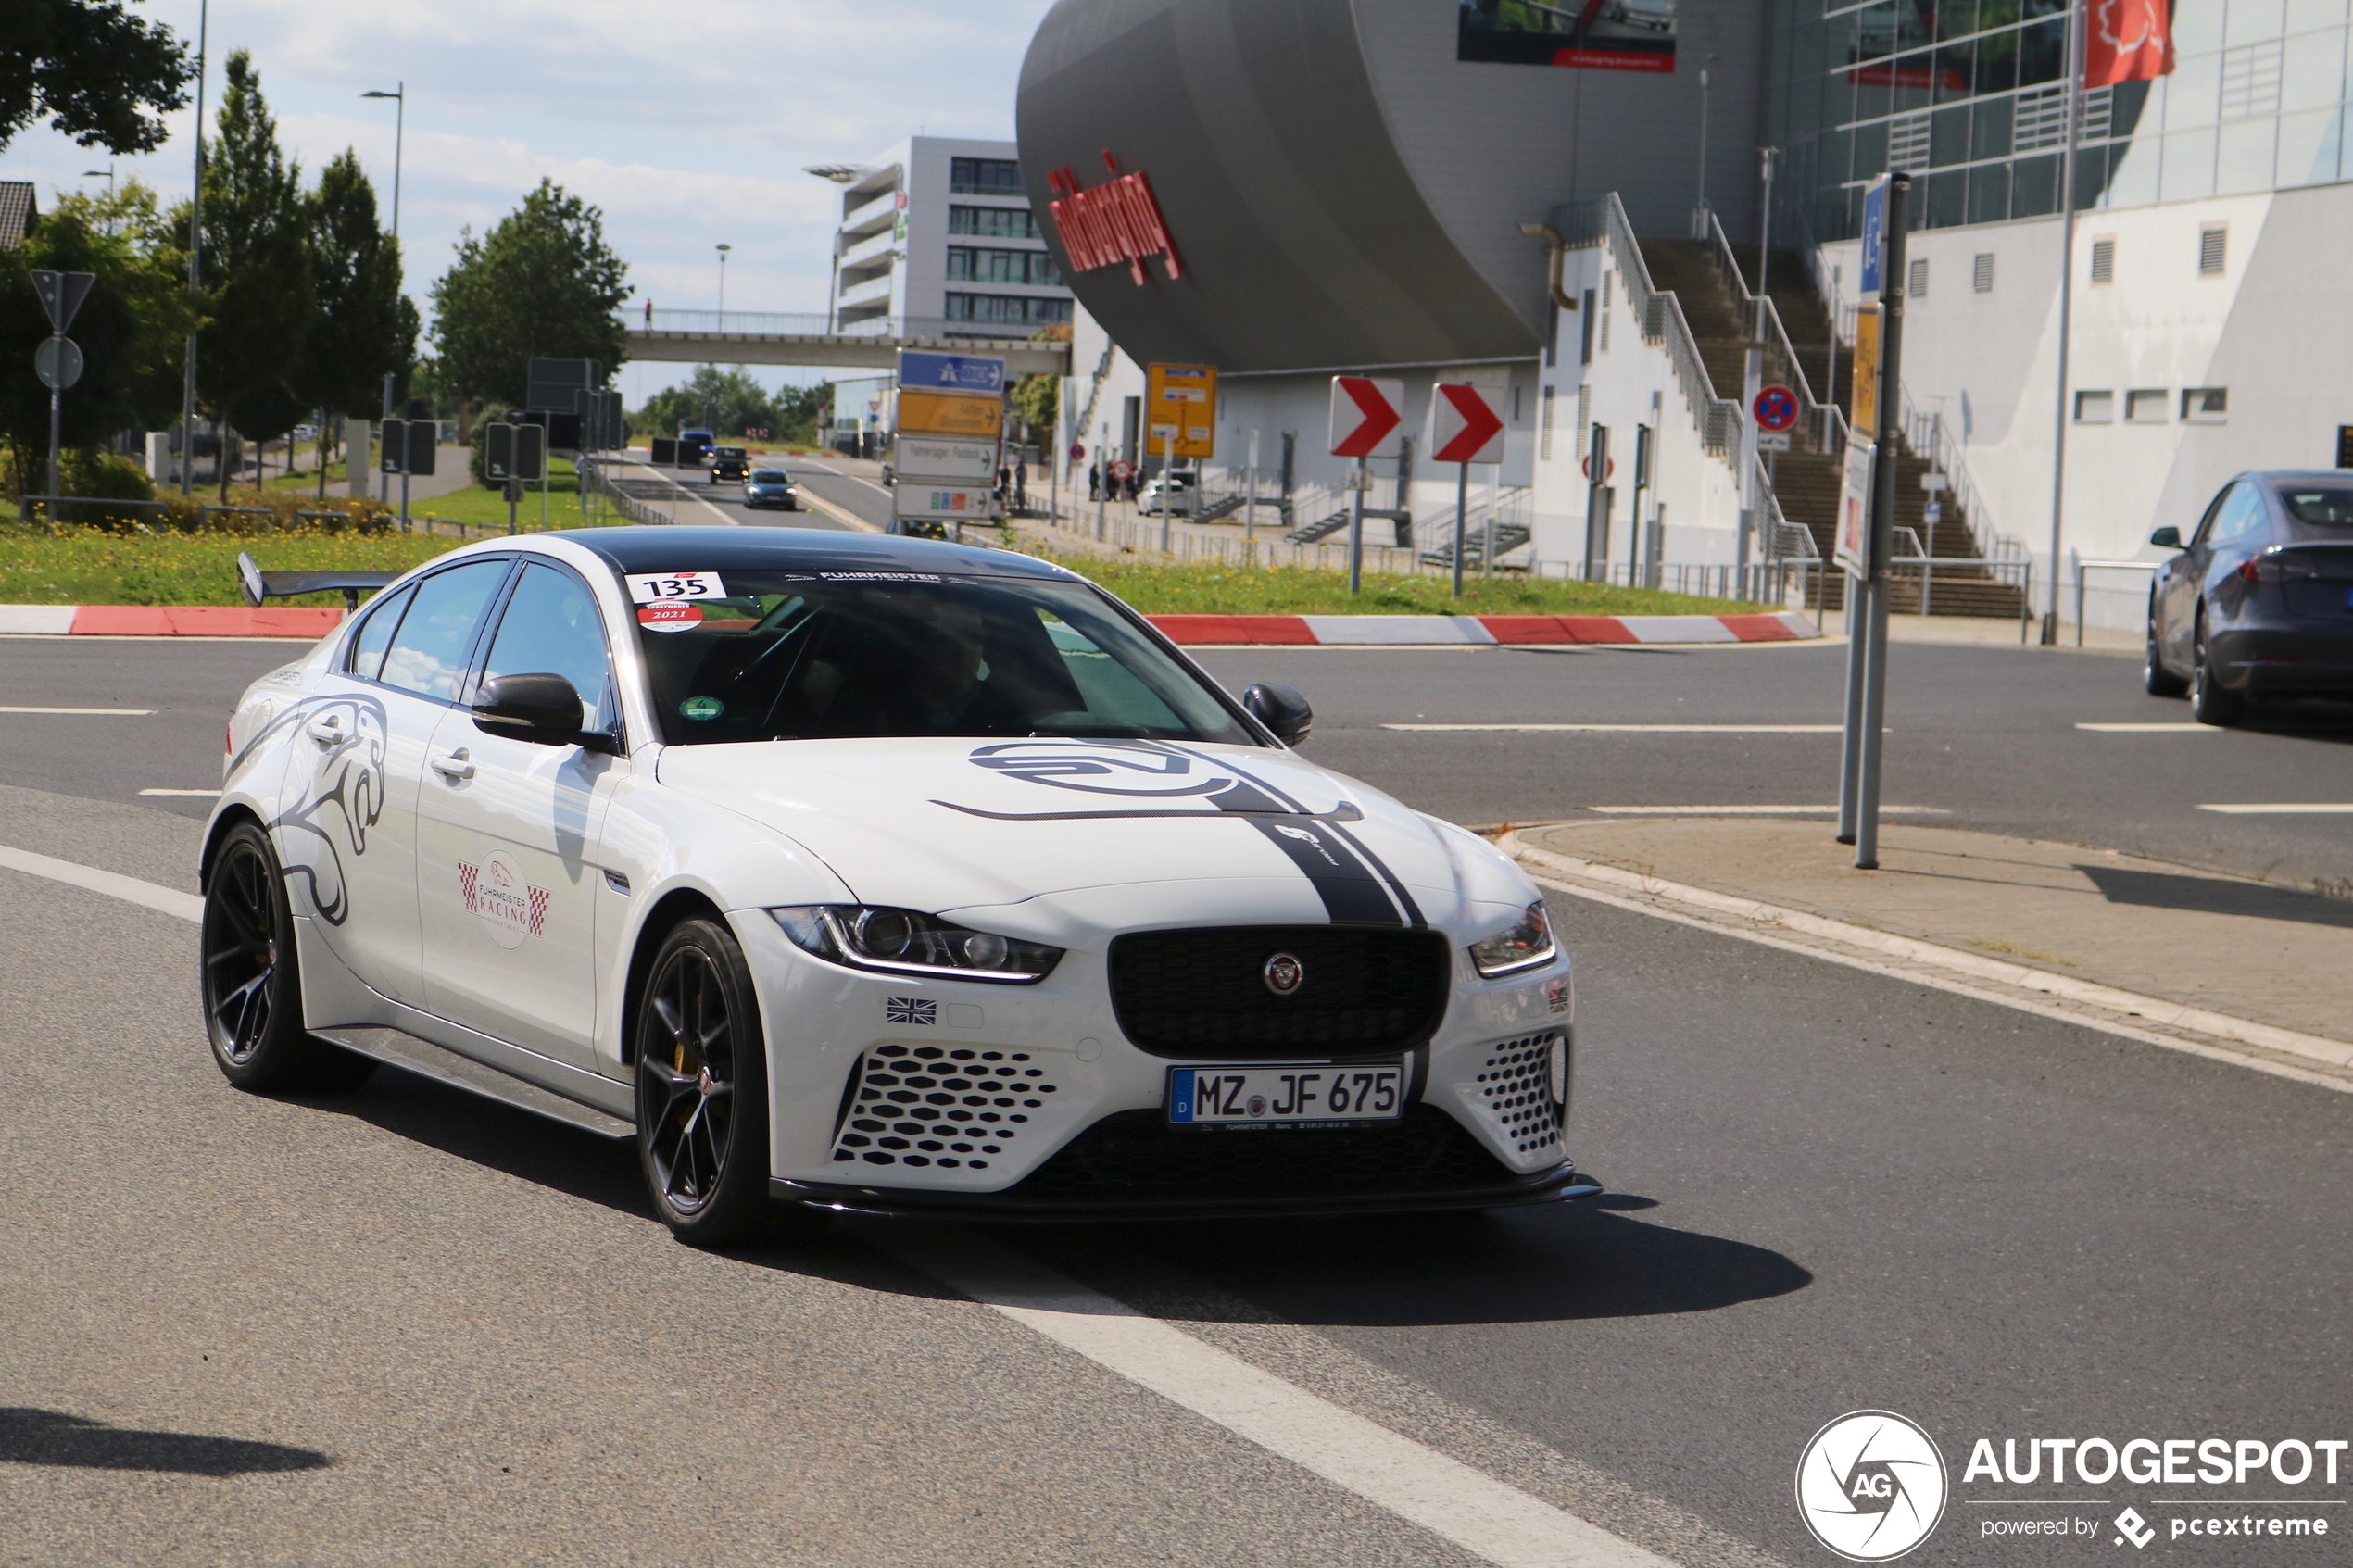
1427 382 1505 464
1328 376 1403 459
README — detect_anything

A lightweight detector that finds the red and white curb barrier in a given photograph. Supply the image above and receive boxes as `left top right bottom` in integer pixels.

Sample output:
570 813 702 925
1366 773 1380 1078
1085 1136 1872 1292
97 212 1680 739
3 604 1819 646
1147 612 1819 646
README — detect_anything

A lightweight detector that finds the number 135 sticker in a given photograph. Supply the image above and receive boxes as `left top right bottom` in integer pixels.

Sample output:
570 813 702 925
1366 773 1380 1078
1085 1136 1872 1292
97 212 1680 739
625 571 727 604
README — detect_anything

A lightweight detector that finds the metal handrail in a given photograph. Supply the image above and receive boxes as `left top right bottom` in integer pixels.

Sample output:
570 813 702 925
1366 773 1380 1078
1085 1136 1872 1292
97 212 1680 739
2073 558 2158 647
1698 207 1848 459
1564 194 1742 454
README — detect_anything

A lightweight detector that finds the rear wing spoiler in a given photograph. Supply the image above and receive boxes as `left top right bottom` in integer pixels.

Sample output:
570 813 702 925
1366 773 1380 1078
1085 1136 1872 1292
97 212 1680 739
236 552 399 613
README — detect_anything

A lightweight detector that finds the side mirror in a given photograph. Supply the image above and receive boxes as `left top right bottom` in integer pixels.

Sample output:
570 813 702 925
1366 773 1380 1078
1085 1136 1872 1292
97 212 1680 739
1242 682 1313 747
473 672 596 748
2149 525 2184 550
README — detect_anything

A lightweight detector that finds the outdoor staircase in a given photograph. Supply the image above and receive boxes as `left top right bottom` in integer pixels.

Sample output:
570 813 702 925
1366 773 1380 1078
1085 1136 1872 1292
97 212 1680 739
1421 525 1533 571
1286 510 1353 545
1635 239 2026 619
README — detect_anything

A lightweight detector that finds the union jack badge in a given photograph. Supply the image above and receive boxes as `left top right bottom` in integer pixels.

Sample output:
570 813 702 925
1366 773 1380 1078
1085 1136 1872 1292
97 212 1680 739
885 997 937 1026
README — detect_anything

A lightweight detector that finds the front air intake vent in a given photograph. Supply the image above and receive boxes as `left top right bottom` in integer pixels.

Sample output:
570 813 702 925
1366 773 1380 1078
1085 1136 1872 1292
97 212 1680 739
1107 925 1452 1060
830 1044 1059 1172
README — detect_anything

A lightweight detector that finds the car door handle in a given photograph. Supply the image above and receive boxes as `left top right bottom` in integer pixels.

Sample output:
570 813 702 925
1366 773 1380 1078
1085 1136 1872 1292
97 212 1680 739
430 747 475 781
305 715 345 745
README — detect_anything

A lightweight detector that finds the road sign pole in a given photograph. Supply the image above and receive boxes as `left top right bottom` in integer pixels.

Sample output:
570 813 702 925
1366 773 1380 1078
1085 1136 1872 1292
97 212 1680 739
47 346 63 507
1453 460 1468 598
1855 172 1911 872
1245 429 1259 546
1348 470 1365 596
1096 423 1108 542
1160 427 1175 553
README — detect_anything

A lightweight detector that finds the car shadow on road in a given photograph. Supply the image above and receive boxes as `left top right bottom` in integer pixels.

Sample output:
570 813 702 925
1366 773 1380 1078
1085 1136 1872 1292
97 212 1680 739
2075 862 2353 929
1024 1193 1813 1329
0 1408 330 1475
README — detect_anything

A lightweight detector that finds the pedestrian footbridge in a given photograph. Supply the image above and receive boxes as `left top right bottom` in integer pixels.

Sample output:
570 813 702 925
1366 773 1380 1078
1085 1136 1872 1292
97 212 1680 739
624 311 1071 375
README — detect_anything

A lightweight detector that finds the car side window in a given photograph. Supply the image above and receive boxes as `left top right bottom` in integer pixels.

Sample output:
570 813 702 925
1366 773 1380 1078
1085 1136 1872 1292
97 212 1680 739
378 559 512 702
2190 484 2235 547
479 562 615 732
345 584 414 681
2211 483 2265 547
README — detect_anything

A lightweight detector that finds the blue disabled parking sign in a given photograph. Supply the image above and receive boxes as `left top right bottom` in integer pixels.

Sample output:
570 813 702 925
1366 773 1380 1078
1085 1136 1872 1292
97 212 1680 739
897 350 1005 395
1858 175 1888 297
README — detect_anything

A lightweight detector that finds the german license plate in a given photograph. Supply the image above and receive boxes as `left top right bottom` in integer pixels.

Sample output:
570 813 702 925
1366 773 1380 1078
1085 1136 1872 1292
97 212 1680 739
1166 1062 1404 1127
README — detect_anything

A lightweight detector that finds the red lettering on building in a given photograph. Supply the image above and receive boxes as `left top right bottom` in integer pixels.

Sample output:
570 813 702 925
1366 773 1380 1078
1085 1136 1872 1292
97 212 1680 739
1046 157 1184 286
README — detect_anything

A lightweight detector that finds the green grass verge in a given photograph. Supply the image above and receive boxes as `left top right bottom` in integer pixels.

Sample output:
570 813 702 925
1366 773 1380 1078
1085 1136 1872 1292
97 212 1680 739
1015 545 1769 617
0 524 461 607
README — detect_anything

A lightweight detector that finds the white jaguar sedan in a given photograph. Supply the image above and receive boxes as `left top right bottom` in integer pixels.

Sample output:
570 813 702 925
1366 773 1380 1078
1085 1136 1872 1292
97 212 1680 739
202 528 1592 1244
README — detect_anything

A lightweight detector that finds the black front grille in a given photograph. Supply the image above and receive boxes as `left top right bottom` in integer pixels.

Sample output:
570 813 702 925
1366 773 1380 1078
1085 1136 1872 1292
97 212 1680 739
1011 1106 1512 1202
1107 925 1452 1060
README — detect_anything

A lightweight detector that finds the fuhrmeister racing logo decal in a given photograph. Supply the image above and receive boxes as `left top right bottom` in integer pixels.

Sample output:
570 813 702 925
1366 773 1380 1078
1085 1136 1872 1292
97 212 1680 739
458 851 549 950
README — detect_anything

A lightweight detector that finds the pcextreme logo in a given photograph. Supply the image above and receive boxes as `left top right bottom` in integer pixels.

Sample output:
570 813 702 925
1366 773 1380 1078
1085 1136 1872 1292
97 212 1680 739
1796 1411 1950 1562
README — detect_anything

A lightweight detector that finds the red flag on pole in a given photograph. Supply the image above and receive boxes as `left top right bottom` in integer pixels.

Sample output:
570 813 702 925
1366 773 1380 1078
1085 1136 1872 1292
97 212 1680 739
2084 0 2175 87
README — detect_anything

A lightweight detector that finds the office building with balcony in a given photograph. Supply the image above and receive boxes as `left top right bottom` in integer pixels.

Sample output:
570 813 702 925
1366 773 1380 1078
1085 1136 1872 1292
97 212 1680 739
809 136 1075 337
1020 0 2353 630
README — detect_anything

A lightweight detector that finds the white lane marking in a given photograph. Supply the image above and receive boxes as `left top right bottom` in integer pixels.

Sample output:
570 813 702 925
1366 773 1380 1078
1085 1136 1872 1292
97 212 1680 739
2197 803 2353 814
1584 805 1949 815
2076 722 2218 733
1508 838 2353 1078
0 843 201 922
1383 723 1843 733
884 1229 1674 1568
139 787 222 797
1 705 155 715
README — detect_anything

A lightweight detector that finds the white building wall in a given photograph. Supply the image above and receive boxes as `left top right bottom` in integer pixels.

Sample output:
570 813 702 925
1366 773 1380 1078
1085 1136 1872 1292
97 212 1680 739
1817 179 2353 629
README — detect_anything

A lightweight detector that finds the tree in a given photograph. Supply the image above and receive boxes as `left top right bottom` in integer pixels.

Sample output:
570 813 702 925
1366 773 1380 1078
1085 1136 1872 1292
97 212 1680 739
431 179 629 408
195 50 310 496
0 0 194 155
296 150 411 425
0 189 193 499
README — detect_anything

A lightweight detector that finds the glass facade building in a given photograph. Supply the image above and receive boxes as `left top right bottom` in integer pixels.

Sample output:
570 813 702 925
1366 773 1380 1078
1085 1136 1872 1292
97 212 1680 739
1769 2 2353 243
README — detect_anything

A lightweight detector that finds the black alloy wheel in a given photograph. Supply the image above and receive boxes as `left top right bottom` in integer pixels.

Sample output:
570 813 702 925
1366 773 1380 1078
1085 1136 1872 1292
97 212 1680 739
635 918 808 1246
2145 596 2187 696
201 822 374 1092
2190 608 2246 726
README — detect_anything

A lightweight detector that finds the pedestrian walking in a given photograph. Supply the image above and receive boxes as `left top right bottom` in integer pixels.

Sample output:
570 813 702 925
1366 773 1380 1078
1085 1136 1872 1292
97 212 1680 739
1088 462 1101 502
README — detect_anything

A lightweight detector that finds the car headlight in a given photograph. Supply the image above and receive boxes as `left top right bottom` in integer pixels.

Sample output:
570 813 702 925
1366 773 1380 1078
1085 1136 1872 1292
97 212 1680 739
1468 900 1557 977
769 905 1063 985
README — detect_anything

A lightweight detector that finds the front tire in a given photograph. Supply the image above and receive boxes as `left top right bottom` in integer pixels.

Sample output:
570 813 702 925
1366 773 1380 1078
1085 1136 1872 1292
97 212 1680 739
2145 597 2187 696
201 822 375 1092
635 917 809 1247
2191 609 2245 726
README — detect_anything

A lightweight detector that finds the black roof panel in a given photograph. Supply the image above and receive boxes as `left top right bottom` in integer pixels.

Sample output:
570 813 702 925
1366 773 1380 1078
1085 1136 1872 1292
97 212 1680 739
553 526 1082 582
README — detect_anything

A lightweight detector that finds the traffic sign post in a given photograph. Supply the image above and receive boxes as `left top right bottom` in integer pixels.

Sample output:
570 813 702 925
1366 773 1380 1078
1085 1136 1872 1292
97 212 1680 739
897 349 1006 533
1330 376 1403 594
1427 382 1504 597
1840 172 1910 870
30 270 95 514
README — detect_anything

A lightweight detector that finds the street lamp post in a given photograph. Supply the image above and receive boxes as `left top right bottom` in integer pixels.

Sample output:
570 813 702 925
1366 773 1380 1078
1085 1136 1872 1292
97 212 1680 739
179 0 208 495
81 168 116 232
363 84 404 503
717 244 732 318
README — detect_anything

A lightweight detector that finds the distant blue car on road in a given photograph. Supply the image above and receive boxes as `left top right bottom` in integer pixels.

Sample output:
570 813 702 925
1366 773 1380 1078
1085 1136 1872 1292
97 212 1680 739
2146 470 2353 723
744 469 799 510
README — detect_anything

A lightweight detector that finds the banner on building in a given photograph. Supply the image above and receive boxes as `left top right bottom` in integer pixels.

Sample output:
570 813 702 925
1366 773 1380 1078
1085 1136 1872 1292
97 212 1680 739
1458 1 1676 74
2086 0 2175 88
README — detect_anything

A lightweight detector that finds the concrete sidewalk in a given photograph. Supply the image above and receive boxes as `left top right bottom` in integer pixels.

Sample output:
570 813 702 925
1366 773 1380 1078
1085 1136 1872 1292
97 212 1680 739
1506 817 2353 1081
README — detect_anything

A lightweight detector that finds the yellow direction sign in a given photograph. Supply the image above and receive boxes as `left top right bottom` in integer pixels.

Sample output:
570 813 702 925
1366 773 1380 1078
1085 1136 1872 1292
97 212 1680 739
899 390 1003 439
1146 363 1217 459
1850 306 1881 437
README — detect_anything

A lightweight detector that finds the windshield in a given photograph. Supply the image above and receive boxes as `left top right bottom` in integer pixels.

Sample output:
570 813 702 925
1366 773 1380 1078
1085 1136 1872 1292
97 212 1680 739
749 470 790 484
629 570 1255 746
713 447 746 460
2278 486 2353 528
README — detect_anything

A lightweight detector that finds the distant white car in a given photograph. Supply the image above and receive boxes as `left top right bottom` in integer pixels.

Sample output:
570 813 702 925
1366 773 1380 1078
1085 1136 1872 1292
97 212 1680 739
201 528 1590 1243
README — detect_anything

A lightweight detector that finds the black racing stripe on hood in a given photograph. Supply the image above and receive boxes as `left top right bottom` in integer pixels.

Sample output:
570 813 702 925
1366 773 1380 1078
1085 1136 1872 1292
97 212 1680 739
1241 816 1403 926
1179 746 1424 929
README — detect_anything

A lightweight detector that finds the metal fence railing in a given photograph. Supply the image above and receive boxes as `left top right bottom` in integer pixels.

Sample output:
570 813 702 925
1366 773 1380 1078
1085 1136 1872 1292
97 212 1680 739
1561 194 1742 454
635 309 1063 343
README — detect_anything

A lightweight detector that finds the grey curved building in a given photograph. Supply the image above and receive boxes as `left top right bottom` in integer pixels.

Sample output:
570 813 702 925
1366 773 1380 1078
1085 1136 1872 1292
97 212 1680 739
1017 0 1766 375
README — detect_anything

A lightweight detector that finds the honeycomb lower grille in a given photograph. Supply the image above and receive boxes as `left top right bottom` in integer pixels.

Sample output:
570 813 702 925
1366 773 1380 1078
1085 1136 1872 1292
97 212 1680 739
1009 1105 1515 1202
830 1044 1059 1172
1476 1032 1565 1158
1107 925 1453 1060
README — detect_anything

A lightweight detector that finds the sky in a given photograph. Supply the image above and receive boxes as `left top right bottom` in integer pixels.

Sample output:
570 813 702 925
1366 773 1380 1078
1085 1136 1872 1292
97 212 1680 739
0 0 1058 405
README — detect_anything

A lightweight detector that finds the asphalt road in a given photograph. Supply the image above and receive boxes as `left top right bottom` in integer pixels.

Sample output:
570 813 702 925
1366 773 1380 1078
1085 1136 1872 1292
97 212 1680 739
621 452 898 532
1 635 2347 1565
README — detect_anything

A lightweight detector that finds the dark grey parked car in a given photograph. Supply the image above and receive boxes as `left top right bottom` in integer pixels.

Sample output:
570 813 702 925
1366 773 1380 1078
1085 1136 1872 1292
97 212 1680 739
2146 471 2353 723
